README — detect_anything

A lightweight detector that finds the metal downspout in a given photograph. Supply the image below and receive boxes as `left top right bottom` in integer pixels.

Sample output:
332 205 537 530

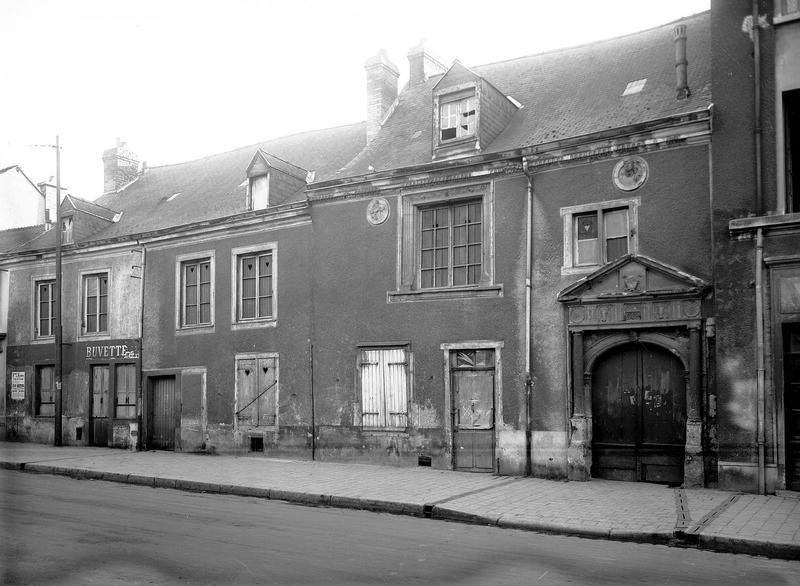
756 228 766 494
523 160 533 476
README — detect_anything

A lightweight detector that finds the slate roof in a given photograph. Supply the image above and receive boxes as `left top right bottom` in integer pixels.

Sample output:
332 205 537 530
0 224 48 253
64 195 119 221
338 11 711 177
82 122 366 241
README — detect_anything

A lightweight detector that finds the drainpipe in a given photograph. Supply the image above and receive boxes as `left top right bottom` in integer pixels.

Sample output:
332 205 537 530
136 243 146 451
752 0 763 214
523 160 533 476
755 228 766 494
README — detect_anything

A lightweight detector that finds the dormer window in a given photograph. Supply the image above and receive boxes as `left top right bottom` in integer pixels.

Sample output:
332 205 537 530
250 175 269 210
439 94 476 141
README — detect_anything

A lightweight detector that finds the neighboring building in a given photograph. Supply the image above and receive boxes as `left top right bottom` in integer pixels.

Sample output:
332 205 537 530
3 7 797 495
0 165 46 230
716 0 800 493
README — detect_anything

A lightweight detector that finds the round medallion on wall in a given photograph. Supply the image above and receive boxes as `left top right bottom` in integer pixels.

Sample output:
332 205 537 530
366 197 390 225
613 156 648 191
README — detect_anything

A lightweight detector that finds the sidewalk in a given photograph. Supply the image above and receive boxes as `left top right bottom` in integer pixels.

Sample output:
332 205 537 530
2 442 798 560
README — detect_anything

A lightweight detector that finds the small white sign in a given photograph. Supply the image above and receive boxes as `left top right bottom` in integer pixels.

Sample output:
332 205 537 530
11 371 25 400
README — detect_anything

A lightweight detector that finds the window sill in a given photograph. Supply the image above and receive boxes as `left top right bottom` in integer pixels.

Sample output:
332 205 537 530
32 337 54 345
231 319 277 331
388 284 502 303
361 427 409 433
175 324 216 336
78 332 111 342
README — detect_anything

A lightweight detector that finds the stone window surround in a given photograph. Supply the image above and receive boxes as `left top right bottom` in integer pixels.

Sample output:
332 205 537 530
230 242 278 331
174 250 216 335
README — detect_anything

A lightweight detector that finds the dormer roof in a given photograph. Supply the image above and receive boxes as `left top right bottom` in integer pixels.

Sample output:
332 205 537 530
246 149 309 181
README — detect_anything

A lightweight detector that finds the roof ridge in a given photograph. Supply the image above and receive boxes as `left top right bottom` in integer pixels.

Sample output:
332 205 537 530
143 121 366 172
472 10 709 71
67 193 119 214
0 223 47 234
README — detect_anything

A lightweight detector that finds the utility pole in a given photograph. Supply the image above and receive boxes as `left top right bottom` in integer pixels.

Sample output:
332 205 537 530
54 135 63 446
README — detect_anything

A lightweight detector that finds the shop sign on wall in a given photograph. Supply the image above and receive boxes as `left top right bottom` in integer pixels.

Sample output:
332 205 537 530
11 371 25 400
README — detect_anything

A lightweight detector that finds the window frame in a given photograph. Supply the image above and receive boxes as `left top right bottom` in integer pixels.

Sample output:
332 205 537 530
81 271 110 336
357 345 411 431
230 243 277 329
560 197 640 275
175 251 216 332
391 182 501 302
34 277 56 340
433 84 479 149
114 363 137 419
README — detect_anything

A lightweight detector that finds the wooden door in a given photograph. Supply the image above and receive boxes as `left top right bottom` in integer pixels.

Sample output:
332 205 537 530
592 343 686 484
785 325 800 490
452 350 495 472
90 365 110 446
149 375 177 450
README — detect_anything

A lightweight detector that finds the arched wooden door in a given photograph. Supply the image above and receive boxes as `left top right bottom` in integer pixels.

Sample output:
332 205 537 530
592 342 686 484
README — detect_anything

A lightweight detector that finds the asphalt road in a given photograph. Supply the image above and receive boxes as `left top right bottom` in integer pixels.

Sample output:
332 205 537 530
1 470 798 585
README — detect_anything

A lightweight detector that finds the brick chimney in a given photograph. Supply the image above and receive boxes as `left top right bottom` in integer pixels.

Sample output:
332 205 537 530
674 24 690 100
102 138 140 193
407 41 447 86
364 49 399 143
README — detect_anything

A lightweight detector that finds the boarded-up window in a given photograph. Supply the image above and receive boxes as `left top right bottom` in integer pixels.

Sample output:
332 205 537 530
115 364 136 419
36 365 55 417
236 356 278 428
182 259 212 326
360 348 408 429
36 280 56 338
83 273 109 334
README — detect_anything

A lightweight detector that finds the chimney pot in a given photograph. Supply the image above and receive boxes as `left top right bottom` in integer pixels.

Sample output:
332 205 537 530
674 24 690 100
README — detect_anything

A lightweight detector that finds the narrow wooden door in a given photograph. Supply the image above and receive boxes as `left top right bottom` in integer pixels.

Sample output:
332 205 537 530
785 325 800 490
90 365 110 446
149 375 177 450
592 343 686 484
452 350 495 472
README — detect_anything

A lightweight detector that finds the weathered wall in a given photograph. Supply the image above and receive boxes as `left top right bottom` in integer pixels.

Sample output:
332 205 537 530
309 175 529 472
531 145 713 477
142 218 314 456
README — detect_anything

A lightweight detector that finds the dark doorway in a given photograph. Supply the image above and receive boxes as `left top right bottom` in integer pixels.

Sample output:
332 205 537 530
90 365 110 446
784 324 800 490
149 375 177 450
452 349 495 472
784 89 800 213
592 342 686 484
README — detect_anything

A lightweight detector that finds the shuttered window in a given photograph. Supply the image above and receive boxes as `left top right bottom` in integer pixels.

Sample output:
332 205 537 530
115 364 137 419
182 259 212 326
36 280 56 338
359 348 408 429
235 356 278 428
237 251 273 321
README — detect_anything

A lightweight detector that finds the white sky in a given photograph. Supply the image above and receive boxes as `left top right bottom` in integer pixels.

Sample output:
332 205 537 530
0 0 709 201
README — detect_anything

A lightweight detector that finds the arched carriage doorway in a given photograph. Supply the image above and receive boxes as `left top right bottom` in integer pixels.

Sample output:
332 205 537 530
591 342 686 484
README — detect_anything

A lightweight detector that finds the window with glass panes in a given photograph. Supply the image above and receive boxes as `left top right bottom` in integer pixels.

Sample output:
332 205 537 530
115 363 136 418
182 259 211 326
574 208 629 266
36 365 55 416
420 199 482 288
83 273 108 334
36 280 56 338
237 251 273 320
440 96 476 141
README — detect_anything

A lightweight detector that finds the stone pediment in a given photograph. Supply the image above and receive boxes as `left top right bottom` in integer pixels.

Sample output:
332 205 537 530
558 254 708 303
557 255 709 329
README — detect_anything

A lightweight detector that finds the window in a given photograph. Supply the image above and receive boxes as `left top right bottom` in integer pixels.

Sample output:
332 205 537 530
115 364 136 419
251 175 269 210
420 199 482 288
36 279 56 338
439 95 476 142
235 355 278 429
82 273 108 334
181 258 212 327
561 198 639 272
36 365 55 416
237 251 273 320
359 347 408 429
392 183 499 302
62 216 73 244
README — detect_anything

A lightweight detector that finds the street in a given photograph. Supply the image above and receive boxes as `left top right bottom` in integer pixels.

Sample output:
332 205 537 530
1 470 798 585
